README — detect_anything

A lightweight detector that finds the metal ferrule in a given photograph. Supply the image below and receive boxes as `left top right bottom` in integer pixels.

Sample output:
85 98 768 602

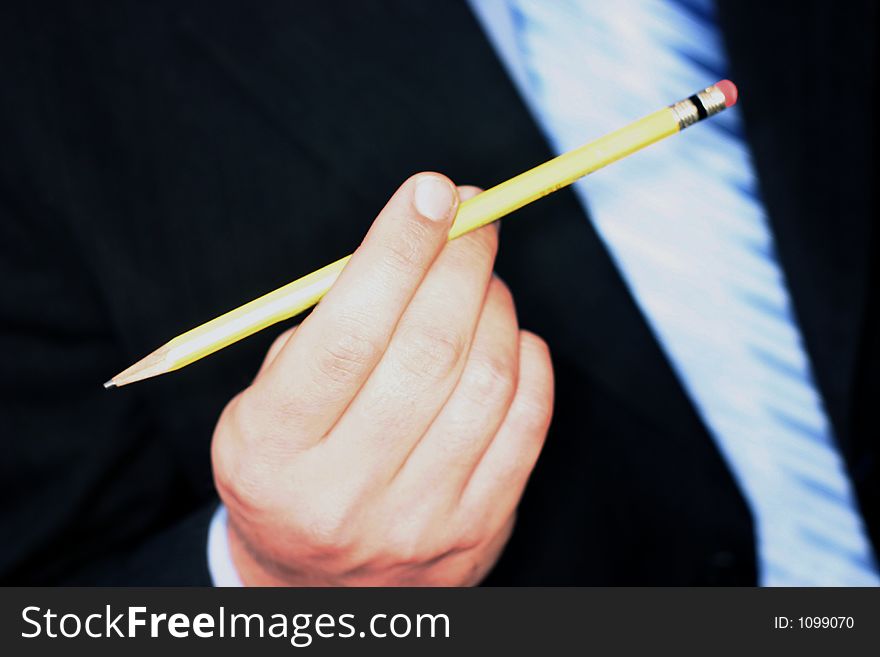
669 83 728 130
670 99 700 130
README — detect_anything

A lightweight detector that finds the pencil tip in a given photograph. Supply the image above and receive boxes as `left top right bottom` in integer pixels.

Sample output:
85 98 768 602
103 380 116 390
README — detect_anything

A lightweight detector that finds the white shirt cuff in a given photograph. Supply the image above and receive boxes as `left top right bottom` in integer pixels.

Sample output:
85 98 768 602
207 504 244 587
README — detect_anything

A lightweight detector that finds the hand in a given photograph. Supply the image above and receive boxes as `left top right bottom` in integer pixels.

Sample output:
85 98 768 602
211 173 554 586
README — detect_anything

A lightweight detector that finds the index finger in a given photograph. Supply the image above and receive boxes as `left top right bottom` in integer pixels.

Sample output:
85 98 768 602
253 173 459 442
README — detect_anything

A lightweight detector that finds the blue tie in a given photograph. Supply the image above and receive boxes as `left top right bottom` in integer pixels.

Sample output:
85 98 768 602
498 0 879 585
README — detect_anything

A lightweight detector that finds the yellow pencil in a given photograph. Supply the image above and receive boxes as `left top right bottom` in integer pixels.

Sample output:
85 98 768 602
106 80 738 388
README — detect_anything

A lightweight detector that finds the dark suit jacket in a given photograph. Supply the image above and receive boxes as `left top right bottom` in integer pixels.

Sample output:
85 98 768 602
0 0 876 584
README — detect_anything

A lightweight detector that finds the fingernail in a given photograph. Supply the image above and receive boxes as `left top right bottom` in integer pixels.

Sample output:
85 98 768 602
414 176 456 222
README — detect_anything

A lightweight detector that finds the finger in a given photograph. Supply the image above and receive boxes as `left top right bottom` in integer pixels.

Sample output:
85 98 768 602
324 201 499 473
392 277 519 498
456 185 483 201
251 173 459 445
255 326 297 378
459 331 553 523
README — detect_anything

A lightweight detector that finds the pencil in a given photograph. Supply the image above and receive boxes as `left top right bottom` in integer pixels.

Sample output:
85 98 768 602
105 80 738 388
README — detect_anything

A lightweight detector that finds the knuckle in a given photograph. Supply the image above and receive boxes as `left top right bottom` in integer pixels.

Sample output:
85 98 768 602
460 352 516 406
384 521 432 566
210 435 237 499
489 275 514 305
380 219 432 278
232 386 275 432
212 437 273 516
385 532 421 566
515 384 554 436
226 466 271 517
520 330 551 362
519 332 554 431
257 325 299 378
397 324 467 382
298 503 358 558
453 523 486 554
313 319 383 387
267 327 295 357
454 224 498 263
211 397 247 488
234 386 305 446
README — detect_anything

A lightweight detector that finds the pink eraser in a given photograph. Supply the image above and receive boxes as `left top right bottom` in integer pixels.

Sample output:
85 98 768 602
715 79 738 108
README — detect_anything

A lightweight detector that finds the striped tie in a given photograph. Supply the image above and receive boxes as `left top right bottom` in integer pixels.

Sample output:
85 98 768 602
504 0 879 585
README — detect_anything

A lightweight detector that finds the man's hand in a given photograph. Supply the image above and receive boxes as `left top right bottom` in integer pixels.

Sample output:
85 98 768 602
211 173 554 586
